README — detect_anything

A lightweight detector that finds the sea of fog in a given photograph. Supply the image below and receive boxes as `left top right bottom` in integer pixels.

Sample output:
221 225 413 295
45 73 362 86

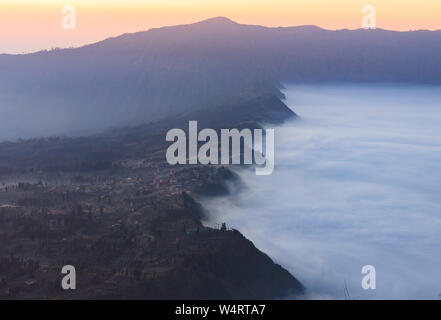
200 83 441 299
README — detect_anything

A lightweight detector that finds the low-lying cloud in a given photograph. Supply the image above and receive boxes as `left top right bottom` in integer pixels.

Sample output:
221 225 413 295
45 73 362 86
200 83 441 299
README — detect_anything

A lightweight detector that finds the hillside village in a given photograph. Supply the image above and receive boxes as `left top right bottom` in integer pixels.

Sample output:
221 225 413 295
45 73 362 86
0 161 246 298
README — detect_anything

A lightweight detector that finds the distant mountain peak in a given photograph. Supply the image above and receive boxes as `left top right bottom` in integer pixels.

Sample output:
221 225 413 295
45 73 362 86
195 17 238 26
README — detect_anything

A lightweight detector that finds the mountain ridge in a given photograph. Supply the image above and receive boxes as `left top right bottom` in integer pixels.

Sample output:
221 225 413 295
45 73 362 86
3 16 441 57
0 17 440 141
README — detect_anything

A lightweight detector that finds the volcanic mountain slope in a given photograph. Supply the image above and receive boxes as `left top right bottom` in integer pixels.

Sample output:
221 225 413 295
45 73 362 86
0 17 440 139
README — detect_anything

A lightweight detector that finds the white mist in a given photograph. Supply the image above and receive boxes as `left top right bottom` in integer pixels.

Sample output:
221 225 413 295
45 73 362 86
201 83 441 299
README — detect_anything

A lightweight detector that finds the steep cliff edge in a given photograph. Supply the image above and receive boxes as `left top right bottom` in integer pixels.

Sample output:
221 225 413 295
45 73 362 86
166 194 304 300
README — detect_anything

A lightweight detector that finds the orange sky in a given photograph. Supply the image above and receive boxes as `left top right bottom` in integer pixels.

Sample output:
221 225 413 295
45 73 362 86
1 0 440 54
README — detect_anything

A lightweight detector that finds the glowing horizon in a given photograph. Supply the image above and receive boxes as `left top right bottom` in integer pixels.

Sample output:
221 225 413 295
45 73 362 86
1 0 440 54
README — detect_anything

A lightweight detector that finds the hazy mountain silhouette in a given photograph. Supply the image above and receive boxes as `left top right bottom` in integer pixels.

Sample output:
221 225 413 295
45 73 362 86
0 17 440 139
